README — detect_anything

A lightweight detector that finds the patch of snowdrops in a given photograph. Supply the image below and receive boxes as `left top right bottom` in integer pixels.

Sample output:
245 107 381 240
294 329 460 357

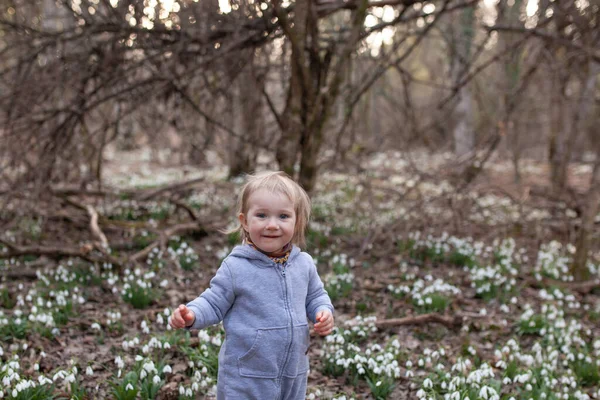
388 274 461 314
323 253 356 302
0 355 85 400
0 261 88 341
321 315 401 399
166 239 199 271
399 232 526 303
414 296 599 399
121 267 159 309
176 327 223 398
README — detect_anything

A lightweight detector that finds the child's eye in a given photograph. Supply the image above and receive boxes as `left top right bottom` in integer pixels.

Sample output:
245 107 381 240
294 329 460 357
280 214 290 219
256 213 266 218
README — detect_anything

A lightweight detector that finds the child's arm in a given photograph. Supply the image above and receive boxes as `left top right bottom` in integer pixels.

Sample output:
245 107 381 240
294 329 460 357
172 261 236 330
305 256 334 333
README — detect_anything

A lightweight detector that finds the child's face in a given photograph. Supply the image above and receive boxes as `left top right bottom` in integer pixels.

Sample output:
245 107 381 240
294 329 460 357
239 188 296 255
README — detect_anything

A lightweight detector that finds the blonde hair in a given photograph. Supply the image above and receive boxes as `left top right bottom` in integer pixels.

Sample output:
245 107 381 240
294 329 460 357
231 171 311 248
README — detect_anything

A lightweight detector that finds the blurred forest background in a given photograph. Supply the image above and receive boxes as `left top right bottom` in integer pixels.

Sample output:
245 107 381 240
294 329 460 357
1 0 600 399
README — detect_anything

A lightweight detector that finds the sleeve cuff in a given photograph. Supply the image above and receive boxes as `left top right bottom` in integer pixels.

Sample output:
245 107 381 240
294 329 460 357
312 305 334 323
185 304 203 330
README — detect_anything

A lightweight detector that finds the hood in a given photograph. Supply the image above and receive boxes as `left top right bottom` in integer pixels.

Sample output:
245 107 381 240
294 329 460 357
228 244 301 267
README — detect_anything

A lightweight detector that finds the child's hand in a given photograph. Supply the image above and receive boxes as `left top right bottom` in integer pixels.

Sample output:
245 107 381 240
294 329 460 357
314 310 334 336
169 305 196 329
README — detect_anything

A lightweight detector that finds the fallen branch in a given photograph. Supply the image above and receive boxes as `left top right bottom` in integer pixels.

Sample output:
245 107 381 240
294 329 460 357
375 313 463 329
0 236 18 252
170 198 199 221
525 276 600 294
51 187 117 197
86 205 109 248
0 243 91 259
0 241 127 270
129 221 207 262
138 177 205 201
0 268 39 280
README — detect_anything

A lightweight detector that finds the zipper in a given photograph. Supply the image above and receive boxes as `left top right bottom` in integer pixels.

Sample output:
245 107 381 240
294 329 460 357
277 261 294 398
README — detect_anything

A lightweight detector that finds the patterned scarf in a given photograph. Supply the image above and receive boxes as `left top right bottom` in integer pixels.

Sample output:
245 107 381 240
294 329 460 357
246 239 292 264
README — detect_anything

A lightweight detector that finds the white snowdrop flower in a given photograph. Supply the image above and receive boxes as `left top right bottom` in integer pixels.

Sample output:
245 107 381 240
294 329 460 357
135 355 144 361
143 361 156 373
86 366 93 376
163 365 172 374
153 375 161 384
479 386 490 399
140 369 147 380
423 378 433 389
141 320 150 334
125 383 134 391
91 323 101 331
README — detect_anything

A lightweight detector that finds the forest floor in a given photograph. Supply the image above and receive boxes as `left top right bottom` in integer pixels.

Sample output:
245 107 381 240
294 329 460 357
1 150 599 400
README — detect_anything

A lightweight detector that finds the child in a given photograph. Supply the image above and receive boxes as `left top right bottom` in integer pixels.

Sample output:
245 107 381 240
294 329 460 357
170 171 334 399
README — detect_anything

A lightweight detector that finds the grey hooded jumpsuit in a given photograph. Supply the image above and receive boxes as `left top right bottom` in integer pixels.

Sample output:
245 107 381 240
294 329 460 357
186 245 334 399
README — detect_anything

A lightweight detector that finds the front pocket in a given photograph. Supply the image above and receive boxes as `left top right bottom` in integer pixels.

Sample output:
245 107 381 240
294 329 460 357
238 326 288 378
283 324 310 378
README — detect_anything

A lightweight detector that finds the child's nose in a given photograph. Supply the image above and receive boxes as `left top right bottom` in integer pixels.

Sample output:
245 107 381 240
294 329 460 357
266 218 279 229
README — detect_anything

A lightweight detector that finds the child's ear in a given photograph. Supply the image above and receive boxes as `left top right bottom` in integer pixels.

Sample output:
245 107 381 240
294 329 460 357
238 213 248 231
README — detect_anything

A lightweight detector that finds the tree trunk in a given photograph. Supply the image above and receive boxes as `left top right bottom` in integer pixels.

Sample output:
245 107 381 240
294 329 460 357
274 0 368 193
497 0 524 183
229 64 263 178
450 7 475 158
548 77 568 189
453 89 474 157
571 159 600 280
570 61 600 280
275 0 312 178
